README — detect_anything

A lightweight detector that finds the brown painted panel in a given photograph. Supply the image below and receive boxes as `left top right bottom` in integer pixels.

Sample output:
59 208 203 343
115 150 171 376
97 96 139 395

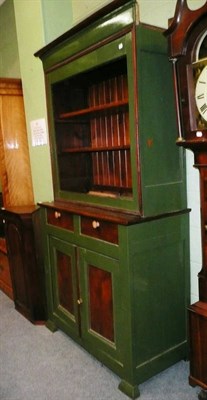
89 264 114 342
57 251 74 315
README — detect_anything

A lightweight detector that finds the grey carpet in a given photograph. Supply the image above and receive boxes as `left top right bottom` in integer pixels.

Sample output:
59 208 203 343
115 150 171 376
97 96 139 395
0 290 200 400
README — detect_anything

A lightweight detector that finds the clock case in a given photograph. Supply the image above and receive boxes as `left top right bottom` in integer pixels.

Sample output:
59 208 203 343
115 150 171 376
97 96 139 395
165 0 207 149
165 0 207 396
189 60 207 133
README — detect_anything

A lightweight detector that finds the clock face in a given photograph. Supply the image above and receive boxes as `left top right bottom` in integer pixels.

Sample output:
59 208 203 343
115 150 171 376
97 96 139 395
195 64 207 123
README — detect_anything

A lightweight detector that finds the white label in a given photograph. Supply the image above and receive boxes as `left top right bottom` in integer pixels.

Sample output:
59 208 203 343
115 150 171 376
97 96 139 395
30 118 48 146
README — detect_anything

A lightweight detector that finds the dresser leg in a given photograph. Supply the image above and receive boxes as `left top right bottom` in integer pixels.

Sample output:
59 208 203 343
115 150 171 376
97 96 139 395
198 390 207 400
118 379 140 399
46 319 58 332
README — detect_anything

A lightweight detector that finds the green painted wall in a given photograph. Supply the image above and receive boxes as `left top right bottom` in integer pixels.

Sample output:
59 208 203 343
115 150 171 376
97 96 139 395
42 0 72 44
0 0 20 78
13 0 72 203
0 0 72 199
13 0 52 203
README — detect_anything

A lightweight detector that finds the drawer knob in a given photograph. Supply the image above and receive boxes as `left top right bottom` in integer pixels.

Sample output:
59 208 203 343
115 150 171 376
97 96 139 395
205 224 207 232
54 211 61 219
92 220 100 229
77 298 83 305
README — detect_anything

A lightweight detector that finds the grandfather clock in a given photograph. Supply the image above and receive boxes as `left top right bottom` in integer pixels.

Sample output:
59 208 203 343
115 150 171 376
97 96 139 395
165 1 207 399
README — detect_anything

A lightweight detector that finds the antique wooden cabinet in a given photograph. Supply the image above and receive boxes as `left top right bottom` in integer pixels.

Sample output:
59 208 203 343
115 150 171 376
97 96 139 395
165 1 207 399
36 0 190 398
0 78 34 207
3 206 45 323
0 78 34 299
0 78 45 323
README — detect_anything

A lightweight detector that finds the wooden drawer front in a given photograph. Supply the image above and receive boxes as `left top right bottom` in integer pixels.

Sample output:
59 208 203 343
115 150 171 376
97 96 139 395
81 217 118 244
47 209 74 231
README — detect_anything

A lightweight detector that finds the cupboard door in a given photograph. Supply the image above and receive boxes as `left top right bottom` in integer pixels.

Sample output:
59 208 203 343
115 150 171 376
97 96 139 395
5 216 29 317
4 209 45 322
79 248 121 361
49 236 80 338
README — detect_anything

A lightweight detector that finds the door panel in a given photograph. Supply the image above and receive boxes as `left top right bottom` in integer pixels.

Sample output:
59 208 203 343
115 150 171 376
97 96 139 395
56 250 74 315
89 264 114 342
79 248 119 352
49 236 80 337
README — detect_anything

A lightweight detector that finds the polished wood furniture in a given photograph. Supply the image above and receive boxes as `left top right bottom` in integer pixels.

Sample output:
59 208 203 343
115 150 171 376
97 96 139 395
165 1 207 398
0 78 34 207
3 206 46 323
0 78 34 300
36 0 190 397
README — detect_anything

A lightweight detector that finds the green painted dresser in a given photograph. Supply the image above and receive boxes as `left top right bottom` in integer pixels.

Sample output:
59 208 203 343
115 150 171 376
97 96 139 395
35 0 190 397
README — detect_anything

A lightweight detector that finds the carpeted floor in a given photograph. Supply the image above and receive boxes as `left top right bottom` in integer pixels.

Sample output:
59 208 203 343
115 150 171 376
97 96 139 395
0 290 200 400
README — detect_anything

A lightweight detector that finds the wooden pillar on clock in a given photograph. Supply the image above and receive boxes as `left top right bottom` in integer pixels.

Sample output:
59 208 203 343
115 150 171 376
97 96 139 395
164 1 207 399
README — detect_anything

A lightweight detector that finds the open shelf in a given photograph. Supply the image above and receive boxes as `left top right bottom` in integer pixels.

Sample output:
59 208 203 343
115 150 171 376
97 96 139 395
60 145 130 153
52 57 132 196
59 99 128 119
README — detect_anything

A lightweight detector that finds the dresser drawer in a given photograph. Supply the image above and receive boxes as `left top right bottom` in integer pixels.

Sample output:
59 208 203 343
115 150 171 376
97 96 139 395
47 209 74 231
81 216 118 244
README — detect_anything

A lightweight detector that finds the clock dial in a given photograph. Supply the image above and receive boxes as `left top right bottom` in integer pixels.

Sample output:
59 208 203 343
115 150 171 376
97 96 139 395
195 64 207 123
